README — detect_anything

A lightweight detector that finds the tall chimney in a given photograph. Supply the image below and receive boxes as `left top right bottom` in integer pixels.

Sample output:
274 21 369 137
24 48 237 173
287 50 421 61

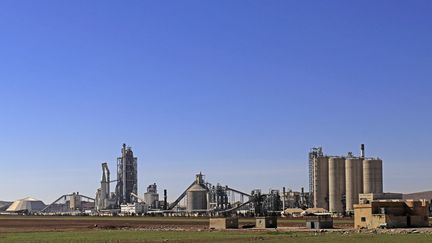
360 144 365 158
163 189 167 210
282 187 286 210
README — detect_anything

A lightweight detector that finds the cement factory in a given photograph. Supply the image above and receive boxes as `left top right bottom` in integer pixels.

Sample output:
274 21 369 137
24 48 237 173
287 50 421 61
90 143 310 216
1 143 431 229
308 144 384 215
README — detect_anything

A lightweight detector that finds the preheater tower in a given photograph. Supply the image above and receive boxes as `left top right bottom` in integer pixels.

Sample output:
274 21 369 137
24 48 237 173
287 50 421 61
116 144 138 205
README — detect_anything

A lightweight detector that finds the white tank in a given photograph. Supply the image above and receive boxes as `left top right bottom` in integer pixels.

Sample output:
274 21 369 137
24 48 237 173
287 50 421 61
328 157 346 214
345 158 363 212
363 159 383 194
313 156 329 209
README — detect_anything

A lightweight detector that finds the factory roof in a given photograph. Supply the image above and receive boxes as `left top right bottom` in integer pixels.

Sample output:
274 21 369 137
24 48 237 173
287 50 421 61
283 208 304 214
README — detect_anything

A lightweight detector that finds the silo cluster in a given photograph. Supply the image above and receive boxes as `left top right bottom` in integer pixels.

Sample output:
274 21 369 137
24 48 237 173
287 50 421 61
310 144 383 214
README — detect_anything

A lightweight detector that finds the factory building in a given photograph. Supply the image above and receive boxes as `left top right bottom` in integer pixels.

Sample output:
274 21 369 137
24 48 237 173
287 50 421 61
166 173 287 216
95 144 138 210
144 183 160 209
116 144 138 205
95 163 117 210
309 144 384 214
120 203 147 215
42 192 95 214
359 193 403 203
354 199 429 229
280 187 308 209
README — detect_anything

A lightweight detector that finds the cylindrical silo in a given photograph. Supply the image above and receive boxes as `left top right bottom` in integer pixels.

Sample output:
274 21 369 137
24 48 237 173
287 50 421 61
345 158 363 212
375 159 383 193
329 157 346 214
313 156 329 209
187 183 208 211
363 159 383 194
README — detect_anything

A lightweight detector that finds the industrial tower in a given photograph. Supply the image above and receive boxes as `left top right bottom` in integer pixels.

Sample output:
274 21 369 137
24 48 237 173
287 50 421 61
115 144 138 205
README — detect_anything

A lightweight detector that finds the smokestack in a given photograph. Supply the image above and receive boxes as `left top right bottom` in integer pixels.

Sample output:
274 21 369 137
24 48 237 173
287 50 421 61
360 144 365 158
163 189 167 210
282 187 286 210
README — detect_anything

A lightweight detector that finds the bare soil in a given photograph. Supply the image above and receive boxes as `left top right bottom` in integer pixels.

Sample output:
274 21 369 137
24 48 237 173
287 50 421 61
0 216 353 233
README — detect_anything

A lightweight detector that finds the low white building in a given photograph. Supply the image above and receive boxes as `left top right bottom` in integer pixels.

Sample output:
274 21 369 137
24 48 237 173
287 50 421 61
120 203 147 215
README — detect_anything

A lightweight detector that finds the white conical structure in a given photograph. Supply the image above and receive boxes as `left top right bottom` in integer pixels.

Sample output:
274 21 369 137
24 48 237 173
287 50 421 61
6 197 46 212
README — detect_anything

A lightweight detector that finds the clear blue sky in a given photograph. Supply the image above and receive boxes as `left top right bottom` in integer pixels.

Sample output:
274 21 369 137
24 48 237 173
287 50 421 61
0 1 431 203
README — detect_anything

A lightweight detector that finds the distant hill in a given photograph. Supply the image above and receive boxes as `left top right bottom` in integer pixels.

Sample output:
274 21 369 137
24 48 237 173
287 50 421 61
0 201 12 211
403 191 432 201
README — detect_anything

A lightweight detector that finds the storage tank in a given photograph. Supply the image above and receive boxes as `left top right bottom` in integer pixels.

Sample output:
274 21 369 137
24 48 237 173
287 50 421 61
328 157 346 214
363 159 383 194
144 183 159 209
313 156 329 209
345 158 363 212
186 183 208 211
144 192 159 209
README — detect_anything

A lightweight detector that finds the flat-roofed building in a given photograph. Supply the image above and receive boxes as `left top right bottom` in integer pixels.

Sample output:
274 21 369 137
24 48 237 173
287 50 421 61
359 193 403 204
354 199 429 229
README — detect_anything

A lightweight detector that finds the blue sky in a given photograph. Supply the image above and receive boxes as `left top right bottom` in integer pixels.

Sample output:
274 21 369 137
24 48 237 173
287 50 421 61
0 1 431 203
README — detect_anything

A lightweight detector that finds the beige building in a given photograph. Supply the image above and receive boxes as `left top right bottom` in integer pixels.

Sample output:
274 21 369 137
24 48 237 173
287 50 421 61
209 217 239 229
359 192 402 204
354 199 429 229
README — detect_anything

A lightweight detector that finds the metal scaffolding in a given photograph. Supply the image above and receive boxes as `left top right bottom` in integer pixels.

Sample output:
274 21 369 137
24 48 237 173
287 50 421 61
308 147 323 207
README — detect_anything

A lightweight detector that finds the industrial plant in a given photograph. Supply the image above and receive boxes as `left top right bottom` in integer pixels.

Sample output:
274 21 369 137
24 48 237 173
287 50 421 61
95 143 138 211
91 143 310 216
1 143 430 230
1 143 308 216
